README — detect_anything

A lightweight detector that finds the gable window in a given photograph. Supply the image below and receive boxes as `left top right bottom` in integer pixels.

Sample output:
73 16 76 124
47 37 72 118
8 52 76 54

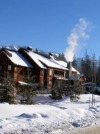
8 65 11 71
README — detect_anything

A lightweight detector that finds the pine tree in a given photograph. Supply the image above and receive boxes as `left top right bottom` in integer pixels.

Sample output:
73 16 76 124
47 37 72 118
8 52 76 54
97 57 100 84
1 72 15 104
19 69 37 104
70 80 83 102
51 78 62 100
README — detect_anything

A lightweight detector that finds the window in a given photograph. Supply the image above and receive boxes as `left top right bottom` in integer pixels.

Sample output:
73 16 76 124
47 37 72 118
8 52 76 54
49 78 52 85
15 67 17 71
14 74 17 80
41 70 44 75
8 65 11 71
54 70 64 76
49 69 53 75
64 71 66 77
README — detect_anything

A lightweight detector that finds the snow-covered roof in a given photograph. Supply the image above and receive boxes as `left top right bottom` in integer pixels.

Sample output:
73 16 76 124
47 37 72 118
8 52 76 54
71 67 80 74
17 81 28 85
18 81 39 86
7 46 19 51
56 77 68 80
5 50 32 67
50 56 67 68
51 57 79 73
25 50 68 70
0 46 19 51
24 50 47 69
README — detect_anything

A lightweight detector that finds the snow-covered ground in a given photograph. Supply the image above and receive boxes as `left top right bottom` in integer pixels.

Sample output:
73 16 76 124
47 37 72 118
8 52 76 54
0 94 100 134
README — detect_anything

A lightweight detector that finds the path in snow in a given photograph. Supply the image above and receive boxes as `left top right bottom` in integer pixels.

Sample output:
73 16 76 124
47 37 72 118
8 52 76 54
65 125 100 134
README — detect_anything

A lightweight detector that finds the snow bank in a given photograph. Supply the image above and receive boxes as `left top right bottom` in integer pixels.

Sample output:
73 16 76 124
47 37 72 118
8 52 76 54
0 94 100 134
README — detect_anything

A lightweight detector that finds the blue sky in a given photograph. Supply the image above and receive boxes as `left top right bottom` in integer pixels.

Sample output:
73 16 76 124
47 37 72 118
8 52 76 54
0 0 100 58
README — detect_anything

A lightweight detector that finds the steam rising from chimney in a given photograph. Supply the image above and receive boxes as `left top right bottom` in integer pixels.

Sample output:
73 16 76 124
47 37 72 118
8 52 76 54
64 18 91 62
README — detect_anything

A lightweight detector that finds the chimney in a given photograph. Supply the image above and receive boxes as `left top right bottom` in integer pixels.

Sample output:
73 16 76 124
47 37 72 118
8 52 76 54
68 62 72 78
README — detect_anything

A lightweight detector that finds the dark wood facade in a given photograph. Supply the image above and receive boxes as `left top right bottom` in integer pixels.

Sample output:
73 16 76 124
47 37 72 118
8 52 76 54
46 68 67 89
0 48 78 90
19 48 67 89
19 48 45 88
0 52 30 84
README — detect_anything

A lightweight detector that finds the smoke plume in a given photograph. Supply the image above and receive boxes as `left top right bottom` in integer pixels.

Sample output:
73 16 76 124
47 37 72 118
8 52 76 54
64 18 91 62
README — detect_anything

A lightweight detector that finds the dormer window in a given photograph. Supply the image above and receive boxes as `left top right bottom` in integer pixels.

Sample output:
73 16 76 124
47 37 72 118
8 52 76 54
8 65 11 71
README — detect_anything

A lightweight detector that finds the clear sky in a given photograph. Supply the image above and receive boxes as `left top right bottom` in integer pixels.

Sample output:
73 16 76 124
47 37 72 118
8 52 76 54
0 0 100 58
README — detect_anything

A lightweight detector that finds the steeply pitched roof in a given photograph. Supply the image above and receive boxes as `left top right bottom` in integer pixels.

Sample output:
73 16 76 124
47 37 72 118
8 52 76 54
1 49 32 67
0 46 80 73
26 50 47 69
72 67 80 74
25 50 68 70
50 56 67 68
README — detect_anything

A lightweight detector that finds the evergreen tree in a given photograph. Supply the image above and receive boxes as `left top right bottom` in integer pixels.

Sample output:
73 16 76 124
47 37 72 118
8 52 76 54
70 80 83 102
19 68 37 104
91 53 97 83
81 53 92 82
97 57 100 84
51 78 62 100
0 72 15 104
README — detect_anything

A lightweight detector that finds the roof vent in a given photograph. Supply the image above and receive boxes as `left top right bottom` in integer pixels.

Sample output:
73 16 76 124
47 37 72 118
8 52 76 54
27 46 33 51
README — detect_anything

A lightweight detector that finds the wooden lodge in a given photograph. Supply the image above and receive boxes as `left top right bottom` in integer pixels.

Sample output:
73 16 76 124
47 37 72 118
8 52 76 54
19 47 69 89
0 46 79 89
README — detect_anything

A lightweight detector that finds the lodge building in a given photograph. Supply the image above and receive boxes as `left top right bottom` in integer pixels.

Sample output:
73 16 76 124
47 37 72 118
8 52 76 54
0 46 79 89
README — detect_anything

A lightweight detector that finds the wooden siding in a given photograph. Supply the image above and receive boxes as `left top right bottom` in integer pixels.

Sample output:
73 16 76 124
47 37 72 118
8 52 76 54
0 50 76 89
19 49 68 89
0 52 14 78
0 52 28 84
46 68 66 89
19 49 45 88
